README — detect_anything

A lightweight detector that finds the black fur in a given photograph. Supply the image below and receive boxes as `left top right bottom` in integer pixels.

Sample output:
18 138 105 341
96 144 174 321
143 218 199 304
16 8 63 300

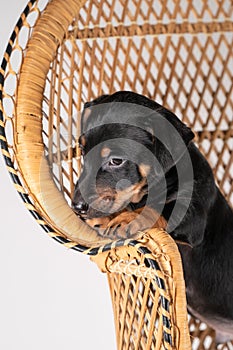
72 91 233 340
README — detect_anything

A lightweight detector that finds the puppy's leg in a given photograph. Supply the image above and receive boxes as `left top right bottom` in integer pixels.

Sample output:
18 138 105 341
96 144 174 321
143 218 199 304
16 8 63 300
101 206 167 239
169 201 207 247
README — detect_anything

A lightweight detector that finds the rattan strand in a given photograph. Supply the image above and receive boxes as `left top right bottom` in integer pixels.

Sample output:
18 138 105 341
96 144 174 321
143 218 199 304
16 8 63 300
105 229 191 350
0 0 232 349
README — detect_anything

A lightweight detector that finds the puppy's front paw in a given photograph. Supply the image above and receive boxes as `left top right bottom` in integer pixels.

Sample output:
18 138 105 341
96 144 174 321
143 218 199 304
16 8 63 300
101 211 139 239
102 207 167 239
85 216 112 229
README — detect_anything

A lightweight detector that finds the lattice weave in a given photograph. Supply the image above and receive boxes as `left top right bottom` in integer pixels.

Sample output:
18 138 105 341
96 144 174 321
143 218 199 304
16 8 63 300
0 0 232 349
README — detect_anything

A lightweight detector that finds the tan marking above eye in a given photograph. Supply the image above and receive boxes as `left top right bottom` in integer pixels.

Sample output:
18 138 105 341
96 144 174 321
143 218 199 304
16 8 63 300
101 147 111 158
139 163 151 178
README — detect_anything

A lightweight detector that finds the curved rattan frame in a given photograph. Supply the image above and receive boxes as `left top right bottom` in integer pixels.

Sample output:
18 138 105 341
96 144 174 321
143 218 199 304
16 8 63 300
93 229 191 349
0 0 190 350
1 1 232 349
0 0 128 252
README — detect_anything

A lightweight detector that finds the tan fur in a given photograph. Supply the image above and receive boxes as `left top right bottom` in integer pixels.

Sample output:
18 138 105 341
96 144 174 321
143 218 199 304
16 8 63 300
82 107 91 125
79 134 86 147
138 163 151 177
101 147 111 158
86 207 167 239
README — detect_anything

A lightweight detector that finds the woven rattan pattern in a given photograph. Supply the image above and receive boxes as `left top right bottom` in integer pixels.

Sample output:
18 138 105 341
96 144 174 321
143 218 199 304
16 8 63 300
102 229 191 350
42 1 233 208
108 253 174 348
0 0 233 349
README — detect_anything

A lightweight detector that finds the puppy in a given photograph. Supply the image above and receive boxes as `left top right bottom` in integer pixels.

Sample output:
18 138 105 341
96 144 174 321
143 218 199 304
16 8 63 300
72 91 233 343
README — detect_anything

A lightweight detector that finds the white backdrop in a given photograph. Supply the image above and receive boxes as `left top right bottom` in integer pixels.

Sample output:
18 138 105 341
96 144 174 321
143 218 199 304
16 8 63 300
0 1 115 349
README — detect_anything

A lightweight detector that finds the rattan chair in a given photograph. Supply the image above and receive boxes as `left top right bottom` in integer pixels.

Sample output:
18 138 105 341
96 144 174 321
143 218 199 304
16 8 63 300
0 0 232 349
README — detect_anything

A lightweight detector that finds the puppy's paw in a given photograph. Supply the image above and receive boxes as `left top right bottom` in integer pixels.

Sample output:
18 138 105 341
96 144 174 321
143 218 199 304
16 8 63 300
85 216 112 229
102 207 167 239
101 211 139 239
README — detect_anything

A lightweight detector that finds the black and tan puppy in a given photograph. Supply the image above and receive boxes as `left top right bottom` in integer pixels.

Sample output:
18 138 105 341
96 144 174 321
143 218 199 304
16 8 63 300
72 91 233 343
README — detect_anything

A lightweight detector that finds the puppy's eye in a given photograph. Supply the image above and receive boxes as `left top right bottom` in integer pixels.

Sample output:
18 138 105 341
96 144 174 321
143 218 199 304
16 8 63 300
108 158 125 167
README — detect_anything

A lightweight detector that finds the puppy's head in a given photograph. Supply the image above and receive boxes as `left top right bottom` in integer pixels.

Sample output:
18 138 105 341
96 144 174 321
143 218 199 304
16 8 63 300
72 91 194 223
72 122 153 220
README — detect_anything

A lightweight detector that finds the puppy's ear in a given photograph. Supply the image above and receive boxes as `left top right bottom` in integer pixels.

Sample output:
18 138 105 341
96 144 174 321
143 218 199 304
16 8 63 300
144 108 194 146
143 108 195 172
161 108 195 146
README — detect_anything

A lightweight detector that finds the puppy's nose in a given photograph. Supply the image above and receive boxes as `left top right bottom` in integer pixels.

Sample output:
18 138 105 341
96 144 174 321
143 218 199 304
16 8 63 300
72 201 89 215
